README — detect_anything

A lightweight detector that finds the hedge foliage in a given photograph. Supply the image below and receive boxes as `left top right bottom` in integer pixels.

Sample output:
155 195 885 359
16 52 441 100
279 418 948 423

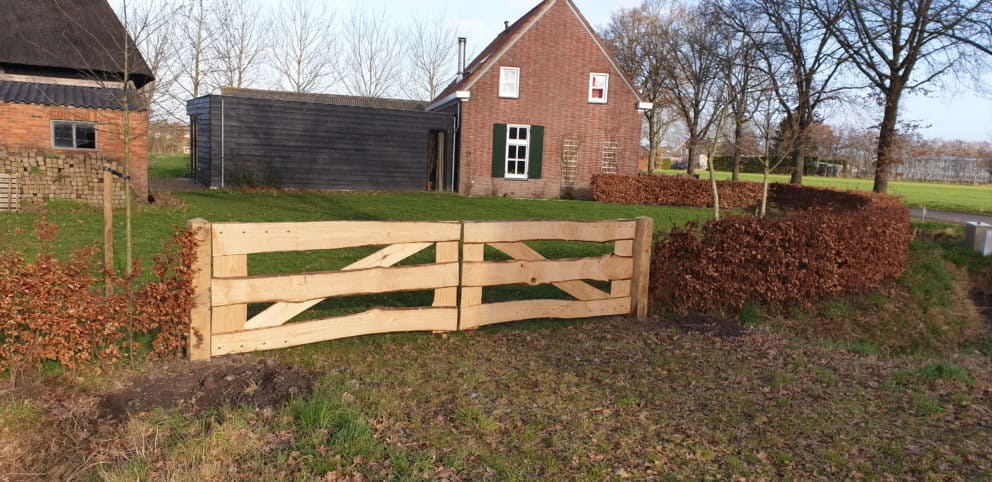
591 174 763 209
0 219 198 378
591 175 912 314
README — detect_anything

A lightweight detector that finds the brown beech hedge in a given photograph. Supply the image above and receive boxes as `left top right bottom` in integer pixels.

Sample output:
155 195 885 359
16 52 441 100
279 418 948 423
0 219 197 376
591 173 763 208
591 175 912 314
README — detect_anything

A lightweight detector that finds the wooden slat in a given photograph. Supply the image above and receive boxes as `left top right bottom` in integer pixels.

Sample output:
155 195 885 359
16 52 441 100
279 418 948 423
212 221 461 255
212 307 458 356
461 255 632 288
187 219 212 361
630 217 654 318
489 242 613 301
213 262 459 306
614 240 633 257
212 255 248 333
460 298 631 329
432 241 459 307
245 242 431 329
459 243 485 329
611 280 631 298
462 220 637 243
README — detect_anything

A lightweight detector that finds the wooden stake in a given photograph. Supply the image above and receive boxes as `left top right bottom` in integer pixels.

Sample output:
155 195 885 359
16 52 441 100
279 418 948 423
103 170 113 296
630 216 654 318
188 218 213 361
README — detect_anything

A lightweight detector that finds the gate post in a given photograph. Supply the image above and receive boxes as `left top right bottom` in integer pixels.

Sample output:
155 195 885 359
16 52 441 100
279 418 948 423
188 218 213 361
630 216 654 319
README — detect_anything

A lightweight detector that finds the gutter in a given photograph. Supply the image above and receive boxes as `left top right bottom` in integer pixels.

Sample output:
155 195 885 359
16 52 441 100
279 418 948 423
426 90 470 112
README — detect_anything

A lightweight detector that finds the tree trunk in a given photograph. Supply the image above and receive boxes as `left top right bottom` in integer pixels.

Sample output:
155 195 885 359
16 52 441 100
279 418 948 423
873 90 902 193
732 117 743 181
647 111 657 173
790 141 806 184
686 140 697 177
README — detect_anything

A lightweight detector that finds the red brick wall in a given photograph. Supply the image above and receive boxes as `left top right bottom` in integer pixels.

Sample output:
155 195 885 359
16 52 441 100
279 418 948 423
459 0 642 199
0 101 149 198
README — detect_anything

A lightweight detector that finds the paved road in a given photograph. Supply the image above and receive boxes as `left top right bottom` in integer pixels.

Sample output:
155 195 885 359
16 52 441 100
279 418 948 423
910 208 992 225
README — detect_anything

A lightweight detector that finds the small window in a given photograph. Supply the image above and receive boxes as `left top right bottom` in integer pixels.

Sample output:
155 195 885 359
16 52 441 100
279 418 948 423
500 67 520 99
52 121 97 150
506 124 530 179
589 73 609 104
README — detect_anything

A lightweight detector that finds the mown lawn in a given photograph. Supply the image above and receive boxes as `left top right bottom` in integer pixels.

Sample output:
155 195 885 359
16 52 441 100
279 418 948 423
148 153 190 179
660 169 992 214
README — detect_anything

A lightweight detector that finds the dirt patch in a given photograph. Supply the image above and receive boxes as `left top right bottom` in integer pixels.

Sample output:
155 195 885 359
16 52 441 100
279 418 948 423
99 356 317 420
669 313 746 338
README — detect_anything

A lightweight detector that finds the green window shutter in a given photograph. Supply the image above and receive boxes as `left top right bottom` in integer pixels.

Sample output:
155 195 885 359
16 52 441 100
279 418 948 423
529 125 544 179
492 123 507 178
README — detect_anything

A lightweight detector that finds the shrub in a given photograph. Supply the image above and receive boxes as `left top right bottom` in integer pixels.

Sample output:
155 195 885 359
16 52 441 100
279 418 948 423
651 184 911 314
0 219 198 380
590 174 763 209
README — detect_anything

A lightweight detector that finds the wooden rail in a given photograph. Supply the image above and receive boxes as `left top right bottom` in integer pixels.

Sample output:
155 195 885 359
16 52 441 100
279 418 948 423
187 217 653 361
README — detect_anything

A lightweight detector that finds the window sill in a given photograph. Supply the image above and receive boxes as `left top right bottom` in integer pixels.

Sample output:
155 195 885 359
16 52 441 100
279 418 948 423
503 176 529 181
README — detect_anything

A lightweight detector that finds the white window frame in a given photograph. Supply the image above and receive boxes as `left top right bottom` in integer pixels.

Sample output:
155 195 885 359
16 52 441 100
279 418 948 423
505 124 530 180
499 67 520 99
588 73 609 104
51 120 98 150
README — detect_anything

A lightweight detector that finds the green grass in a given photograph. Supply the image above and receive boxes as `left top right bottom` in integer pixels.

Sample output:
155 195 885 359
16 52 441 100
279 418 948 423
148 153 190 179
659 169 992 214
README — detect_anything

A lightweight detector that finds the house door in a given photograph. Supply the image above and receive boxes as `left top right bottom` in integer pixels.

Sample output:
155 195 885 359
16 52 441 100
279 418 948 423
189 116 198 180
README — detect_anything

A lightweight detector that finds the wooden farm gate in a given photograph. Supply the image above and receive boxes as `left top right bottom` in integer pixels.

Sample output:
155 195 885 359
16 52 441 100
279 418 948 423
0 174 19 212
187 217 652 361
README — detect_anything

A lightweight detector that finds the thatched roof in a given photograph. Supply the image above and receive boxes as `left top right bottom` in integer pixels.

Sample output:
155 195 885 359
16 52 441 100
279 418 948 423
0 0 153 88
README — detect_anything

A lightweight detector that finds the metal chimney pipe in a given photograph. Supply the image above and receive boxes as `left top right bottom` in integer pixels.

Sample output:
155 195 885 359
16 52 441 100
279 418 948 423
457 37 467 81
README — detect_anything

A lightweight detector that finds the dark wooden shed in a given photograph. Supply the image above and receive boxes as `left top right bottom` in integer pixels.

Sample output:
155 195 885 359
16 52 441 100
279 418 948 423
186 88 456 192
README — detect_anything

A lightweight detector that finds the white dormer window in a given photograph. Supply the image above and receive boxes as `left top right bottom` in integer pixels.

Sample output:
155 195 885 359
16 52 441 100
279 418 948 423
589 73 609 103
499 67 520 98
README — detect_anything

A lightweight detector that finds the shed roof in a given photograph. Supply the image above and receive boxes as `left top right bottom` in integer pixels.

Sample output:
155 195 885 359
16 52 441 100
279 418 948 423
220 87 430 112
0 80 144 110
0 0 153 88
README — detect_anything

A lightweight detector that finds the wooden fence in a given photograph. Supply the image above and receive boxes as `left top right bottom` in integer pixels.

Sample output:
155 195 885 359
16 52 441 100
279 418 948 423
0 174 18 212
188 217 653 361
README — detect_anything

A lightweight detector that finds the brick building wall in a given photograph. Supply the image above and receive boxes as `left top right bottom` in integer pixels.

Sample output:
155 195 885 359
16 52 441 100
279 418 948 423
0 101 149 200
0 146 126 207
459 0 642 199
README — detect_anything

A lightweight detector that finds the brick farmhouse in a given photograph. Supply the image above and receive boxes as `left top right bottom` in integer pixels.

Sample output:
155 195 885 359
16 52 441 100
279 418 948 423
0 0 153 207
428 0 651 198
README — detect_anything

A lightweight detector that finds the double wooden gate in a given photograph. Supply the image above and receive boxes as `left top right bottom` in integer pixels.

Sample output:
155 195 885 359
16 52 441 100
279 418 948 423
188 217 652 361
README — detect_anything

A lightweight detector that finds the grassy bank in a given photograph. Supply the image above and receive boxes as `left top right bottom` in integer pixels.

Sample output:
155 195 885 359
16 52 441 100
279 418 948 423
659 169 992 214
148 153 190 179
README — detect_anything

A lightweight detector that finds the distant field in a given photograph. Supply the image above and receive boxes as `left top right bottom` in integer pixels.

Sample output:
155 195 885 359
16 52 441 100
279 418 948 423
660 169 992 214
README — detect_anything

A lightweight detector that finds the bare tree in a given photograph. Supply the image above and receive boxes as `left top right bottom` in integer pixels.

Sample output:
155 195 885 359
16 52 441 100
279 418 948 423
812 0 992 193
270 0 339 93
602 1 678 172
125 0 178 121
403 15 457 101
728 0 848 184
717 4 768 181
343 6 404 98
654 0 731 176
168 0 216 106
211 0 268 89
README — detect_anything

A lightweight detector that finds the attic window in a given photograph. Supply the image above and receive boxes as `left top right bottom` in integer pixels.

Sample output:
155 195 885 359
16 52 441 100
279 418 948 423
589 73 609 104
52 121 97 150
499 67 520 99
